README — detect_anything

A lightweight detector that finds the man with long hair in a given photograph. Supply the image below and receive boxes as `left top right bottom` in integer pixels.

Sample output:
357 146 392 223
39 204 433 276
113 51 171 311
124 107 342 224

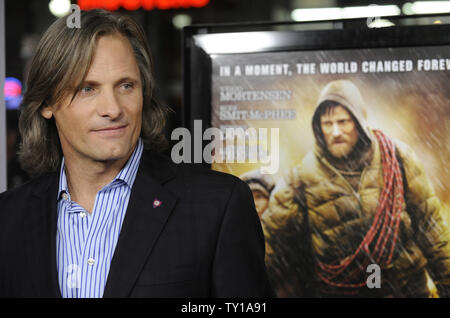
0 10 272 298
262 79 450 297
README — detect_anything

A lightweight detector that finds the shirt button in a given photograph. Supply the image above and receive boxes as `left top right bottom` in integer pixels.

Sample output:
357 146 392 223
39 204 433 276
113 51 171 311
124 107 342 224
87 258 95 266
62 193 69 201
80 212 86 218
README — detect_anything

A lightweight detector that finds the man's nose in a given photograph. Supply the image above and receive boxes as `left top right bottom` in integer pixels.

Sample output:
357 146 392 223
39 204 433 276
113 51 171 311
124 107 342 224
331 123 342 137
97 89 123 119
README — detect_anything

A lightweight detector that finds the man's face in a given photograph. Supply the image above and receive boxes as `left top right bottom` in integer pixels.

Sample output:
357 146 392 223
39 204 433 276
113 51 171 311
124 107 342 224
320 105 359 158
252 190 269 218
41 34 143 165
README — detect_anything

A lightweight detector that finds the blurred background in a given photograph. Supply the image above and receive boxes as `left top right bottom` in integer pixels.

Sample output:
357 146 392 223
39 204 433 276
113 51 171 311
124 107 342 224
3 0 450 189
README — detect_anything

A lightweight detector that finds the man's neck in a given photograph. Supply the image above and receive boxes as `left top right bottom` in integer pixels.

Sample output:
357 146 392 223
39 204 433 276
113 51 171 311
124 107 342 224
63 155 129 213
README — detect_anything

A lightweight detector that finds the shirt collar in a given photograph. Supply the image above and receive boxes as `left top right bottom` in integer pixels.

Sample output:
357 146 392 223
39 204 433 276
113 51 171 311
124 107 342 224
57 138 144 200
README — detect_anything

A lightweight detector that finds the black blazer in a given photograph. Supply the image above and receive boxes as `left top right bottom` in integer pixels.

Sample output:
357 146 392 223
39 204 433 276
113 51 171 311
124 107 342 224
0 150 273 298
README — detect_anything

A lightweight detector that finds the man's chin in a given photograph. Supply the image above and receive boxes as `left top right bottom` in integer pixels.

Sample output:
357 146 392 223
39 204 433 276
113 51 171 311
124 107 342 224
329 146 352 158
88 139 136 160
91 148 131 163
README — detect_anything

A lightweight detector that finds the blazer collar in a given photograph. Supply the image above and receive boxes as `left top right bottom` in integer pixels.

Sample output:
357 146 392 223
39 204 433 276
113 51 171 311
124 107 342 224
103 149 179 297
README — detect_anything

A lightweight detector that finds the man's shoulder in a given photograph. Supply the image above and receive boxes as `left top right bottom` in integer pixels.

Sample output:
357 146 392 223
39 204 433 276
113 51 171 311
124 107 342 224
177 163 242 184
142 150 248 192
286 151 321 183
393 139 415 158
172 163 249 200
141 151 254 216
0 173 56 207
392 139 423 168
392 139 428 178
301 151 319 169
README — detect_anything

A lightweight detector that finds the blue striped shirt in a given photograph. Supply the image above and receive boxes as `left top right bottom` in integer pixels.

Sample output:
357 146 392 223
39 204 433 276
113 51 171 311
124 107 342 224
56 138 143 298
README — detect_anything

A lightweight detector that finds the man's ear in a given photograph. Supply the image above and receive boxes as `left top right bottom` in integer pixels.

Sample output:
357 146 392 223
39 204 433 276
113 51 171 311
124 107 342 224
40 104 54 119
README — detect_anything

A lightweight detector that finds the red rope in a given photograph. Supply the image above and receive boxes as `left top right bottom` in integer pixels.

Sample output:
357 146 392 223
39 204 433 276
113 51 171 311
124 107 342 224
316 130 404 289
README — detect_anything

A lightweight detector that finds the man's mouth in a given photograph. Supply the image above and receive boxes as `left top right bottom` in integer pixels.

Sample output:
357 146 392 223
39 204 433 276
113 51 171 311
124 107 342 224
92 124 128 136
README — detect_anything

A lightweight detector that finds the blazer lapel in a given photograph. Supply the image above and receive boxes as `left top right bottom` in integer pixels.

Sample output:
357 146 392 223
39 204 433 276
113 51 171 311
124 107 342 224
29 173 62 298
103 151 178 298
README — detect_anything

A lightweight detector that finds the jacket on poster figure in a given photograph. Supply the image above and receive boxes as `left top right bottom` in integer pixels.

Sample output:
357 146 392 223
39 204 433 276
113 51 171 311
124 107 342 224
262 79 450 297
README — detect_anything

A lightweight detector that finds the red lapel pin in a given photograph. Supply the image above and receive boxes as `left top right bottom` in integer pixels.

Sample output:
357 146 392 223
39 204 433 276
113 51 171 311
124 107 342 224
153 199 162 208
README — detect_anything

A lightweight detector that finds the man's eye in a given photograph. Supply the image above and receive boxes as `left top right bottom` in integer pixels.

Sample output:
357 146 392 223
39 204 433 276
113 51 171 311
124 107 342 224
80 87 93 94
121 83 134 90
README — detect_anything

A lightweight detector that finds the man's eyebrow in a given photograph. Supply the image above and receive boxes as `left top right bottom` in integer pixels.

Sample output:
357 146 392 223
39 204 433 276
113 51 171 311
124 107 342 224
115 77 139 84
80 80 100 86
80 77 139 86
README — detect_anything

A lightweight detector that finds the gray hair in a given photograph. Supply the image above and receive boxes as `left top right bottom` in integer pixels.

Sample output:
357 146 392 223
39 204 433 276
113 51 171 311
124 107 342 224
18 9 170 177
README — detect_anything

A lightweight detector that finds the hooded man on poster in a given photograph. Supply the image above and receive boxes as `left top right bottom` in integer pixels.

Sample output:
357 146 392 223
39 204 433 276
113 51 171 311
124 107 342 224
262 79 450 297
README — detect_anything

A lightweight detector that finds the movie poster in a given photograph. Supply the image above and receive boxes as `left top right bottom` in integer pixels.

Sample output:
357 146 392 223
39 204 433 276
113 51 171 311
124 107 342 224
210 46 450 297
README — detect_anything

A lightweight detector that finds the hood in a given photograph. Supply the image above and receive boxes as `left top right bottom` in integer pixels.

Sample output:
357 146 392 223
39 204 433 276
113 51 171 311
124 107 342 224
312 79 373 156
240 169 275 198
